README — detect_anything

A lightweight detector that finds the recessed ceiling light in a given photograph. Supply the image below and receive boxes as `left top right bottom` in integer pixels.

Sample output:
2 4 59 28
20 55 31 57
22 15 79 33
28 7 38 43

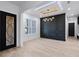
71 14 74 15
68 7 70 10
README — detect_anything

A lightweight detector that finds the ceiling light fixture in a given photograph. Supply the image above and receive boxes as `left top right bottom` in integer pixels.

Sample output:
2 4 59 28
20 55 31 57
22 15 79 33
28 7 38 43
43 17 55 22
71 14 74 16
68 7 71 10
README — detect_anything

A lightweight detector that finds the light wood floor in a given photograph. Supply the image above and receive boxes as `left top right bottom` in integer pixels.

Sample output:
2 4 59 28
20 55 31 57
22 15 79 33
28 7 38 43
0 37 79 57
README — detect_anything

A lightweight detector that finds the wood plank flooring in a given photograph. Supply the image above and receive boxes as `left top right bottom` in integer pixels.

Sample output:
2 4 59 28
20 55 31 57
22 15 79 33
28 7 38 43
0 37 79 57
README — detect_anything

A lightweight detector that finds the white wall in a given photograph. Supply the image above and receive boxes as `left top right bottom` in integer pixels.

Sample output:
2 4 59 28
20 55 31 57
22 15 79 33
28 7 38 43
66 16 77 39
21 13 40 43
0 1 20 47
65 1 79 39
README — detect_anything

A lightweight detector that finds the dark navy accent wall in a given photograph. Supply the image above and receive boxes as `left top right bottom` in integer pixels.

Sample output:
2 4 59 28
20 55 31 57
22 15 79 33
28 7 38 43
40 13 65 41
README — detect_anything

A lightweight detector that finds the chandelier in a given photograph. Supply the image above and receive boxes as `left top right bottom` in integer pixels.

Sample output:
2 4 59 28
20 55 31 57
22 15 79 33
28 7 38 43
43 17 55 22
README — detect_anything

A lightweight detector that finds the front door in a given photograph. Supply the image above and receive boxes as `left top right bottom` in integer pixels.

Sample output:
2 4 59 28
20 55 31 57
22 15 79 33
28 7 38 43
1 11 16 50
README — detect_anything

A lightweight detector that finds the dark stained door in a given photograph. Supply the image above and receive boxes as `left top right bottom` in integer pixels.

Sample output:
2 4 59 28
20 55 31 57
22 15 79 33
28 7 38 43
68 23 75 36
0 11 16 51
56 14 65 41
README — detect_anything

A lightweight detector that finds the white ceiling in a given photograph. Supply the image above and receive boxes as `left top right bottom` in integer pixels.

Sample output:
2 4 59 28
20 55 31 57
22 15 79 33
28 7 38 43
22 1 67 17
9 1 79 17
9 1 26 6
9 1 51 7
9 1 53 12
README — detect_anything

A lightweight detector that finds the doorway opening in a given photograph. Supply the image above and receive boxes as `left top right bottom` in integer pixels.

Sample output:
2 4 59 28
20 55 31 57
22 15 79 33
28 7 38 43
67 22 78 43
68 23 75 37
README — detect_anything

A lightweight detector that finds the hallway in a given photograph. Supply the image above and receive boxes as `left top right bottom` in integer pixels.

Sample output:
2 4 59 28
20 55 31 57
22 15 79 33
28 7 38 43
0 37 79 57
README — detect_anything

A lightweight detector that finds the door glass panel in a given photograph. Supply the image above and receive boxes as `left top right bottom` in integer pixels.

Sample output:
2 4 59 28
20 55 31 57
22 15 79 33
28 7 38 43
6 16 14 46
